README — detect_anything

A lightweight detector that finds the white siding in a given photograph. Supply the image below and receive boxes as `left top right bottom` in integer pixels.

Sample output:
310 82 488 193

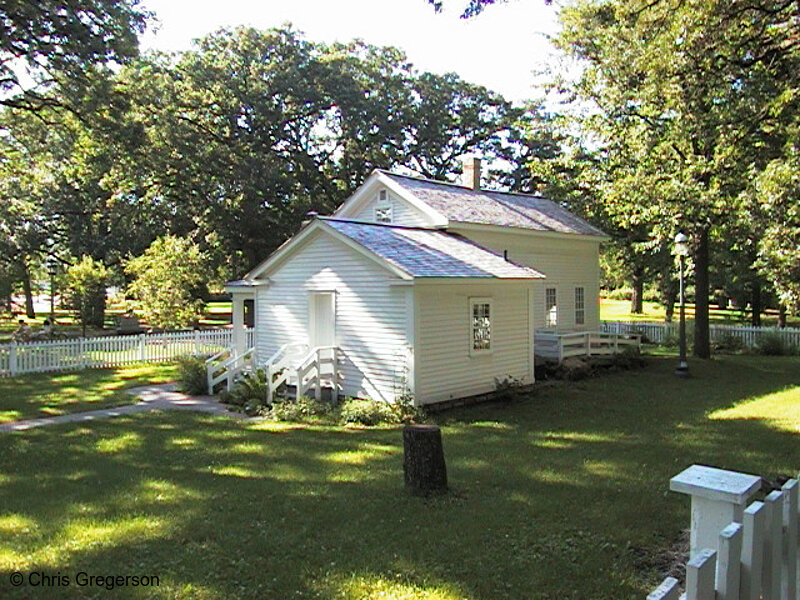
256 231 410 402
348 188 432 227
451 228 601 332
414 282 533 405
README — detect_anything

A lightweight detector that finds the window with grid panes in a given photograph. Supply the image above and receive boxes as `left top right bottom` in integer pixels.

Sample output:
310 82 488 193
470 298 492 354
545 287 557 328
575 287 585 325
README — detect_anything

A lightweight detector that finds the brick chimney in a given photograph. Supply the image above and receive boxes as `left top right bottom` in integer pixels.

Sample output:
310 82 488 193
462 156 481 189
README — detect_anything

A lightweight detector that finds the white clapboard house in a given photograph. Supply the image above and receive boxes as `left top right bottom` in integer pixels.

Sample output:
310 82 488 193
210 158 627 406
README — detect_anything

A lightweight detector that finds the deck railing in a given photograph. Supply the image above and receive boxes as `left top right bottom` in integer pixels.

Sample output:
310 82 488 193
535 330 641 362
0 328 253 377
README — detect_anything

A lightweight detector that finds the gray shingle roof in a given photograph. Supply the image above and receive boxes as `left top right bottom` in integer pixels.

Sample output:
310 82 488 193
381 171 606 237
323 219 545 279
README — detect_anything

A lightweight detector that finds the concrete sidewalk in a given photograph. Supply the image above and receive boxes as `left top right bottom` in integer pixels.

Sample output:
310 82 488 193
0 383 243 433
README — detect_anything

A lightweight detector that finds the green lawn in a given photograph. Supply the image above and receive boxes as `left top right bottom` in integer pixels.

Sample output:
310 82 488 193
0 364 178 423
600 298 799 327
0 302 232 342
0 355 798 599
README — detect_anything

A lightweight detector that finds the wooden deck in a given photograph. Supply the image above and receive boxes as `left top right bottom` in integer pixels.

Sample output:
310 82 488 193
534 330 641 363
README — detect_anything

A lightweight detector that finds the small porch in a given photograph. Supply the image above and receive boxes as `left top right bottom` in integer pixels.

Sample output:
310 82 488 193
225 279 259 357
534 330 641 363
204 280 258 394
205 342 339 402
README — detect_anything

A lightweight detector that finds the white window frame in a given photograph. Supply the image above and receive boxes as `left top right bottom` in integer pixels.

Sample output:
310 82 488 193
545 287 558 329
575 287 585 326
469 297 493 356
374 189 393 223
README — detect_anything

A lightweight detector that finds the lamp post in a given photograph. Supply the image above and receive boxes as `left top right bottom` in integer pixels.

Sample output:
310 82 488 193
46 258 58 321
674 232 690 378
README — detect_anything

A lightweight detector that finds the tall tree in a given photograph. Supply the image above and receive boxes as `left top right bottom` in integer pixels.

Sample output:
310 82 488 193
125 235 211 329
553 0 800 356
0 68 167 324
120 27 524 275
752 151 800 315
0 0 148 113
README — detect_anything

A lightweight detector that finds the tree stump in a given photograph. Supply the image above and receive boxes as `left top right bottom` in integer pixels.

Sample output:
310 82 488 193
403 424 448 496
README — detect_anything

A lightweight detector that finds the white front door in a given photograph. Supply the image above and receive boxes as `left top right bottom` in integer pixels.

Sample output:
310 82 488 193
309 292 336 347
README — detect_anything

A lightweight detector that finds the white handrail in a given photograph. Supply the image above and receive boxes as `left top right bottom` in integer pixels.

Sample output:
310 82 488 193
294 346 337 401
265 344 337 404
207 346 254 394
205 346 230 366
265 343 309 404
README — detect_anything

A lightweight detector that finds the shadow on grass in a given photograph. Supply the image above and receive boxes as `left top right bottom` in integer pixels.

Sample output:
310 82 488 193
0 365 177 423
0 354 797 599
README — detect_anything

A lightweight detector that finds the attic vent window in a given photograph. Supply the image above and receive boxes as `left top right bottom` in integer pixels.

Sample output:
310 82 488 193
374 190 392 223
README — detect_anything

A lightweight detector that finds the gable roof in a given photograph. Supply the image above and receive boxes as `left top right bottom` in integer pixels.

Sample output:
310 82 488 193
322 218 545 279
377 171 607 237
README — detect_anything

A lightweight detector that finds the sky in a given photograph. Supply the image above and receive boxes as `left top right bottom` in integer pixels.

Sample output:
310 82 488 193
138 0 563 105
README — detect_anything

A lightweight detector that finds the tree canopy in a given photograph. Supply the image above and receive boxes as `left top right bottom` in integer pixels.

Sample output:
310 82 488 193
114 26 525 273
0 25 540 325
0 0 149 112
547 0 800 352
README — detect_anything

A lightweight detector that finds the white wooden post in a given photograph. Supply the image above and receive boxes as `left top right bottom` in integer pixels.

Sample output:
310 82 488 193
231 294 246 355
763 490 783 600
647 577 681 600
266 363 274 404
314 349 322 401
781 479 798 600
332 348 338 404
137 334 145 362
194 329 201 356
80 337 88 369
9 344 17 376
741 501 766 600
717 522 743 600
670 465 762 558
686 549 717 600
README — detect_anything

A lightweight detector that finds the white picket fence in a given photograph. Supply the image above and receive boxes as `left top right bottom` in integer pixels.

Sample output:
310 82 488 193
649 465 799 600
602 321 800 349
0 329 254 377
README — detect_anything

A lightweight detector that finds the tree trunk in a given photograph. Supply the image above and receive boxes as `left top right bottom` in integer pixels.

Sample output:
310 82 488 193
21 265 35 319
778 304 787 329
750 278 762 327
630 267 644 314
87 286 107 329
693 228 711 359
660 272 677 323
403 425 448 496
1 286 11 313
